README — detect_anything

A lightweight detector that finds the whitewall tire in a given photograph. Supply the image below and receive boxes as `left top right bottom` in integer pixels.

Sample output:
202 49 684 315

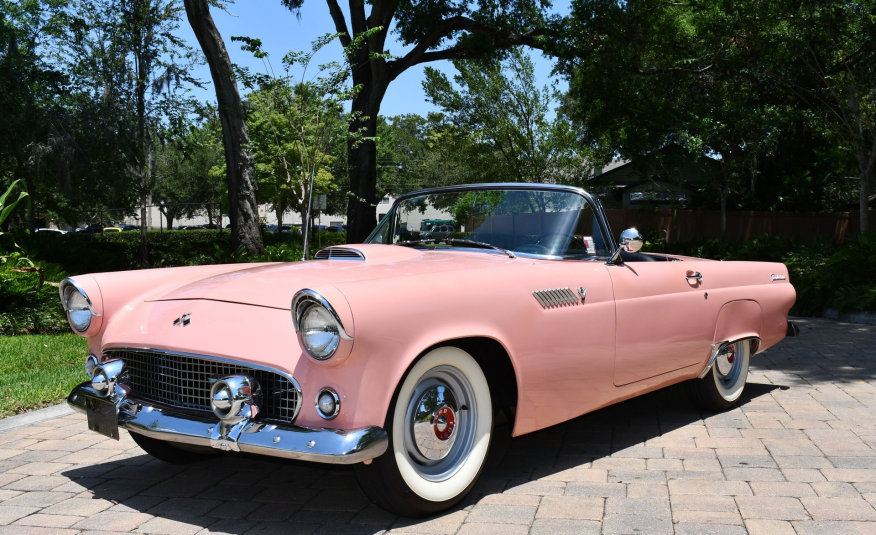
687 339 751 411
355 346 493 516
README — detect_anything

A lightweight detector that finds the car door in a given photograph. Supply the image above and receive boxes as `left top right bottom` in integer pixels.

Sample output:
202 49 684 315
608 260 716 386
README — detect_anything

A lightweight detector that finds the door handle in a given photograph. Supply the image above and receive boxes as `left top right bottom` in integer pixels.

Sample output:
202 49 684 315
686 271 703 284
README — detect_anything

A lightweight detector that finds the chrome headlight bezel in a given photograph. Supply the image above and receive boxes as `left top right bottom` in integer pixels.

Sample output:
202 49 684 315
59 279 100 333
291 289 353 361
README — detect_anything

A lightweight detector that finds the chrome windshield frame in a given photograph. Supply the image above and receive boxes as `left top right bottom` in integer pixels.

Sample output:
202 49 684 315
364 183 618 260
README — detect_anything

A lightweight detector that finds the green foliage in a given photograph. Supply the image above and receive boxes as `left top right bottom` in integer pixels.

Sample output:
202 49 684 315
643 232 876 315
0 333 87 417
0 180 30 232
0 270 68 336
423 49 587 186
152 109 225 229
11 229 348 274
233 33 365 227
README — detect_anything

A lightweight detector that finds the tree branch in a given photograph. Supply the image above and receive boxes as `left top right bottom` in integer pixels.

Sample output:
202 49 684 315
324 0 351 48
386 15 550 80
634 64 716 76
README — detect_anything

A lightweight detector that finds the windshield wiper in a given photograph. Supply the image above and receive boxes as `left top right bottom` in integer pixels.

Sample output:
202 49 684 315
395 239 515 259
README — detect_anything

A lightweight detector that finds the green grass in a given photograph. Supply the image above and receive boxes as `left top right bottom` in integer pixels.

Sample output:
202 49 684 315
0 333 88 418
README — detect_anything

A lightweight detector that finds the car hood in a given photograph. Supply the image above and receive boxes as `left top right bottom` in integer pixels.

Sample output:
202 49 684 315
148 244 516 310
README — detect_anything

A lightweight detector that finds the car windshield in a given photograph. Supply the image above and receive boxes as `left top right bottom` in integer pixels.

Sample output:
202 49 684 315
366 187 611 259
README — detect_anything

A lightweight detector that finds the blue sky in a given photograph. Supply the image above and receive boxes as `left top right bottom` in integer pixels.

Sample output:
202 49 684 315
177 0 569 118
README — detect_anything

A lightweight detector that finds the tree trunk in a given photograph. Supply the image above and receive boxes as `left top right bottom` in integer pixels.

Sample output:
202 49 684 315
750 154 758 197
276 202 283 234
183 0 264 254
345 102 380 243
140 190 148 265
21 167 36 234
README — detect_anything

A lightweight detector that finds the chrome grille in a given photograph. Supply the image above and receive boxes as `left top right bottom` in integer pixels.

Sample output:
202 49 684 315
314 247 364 260
532 287 581 309
105 349 301 423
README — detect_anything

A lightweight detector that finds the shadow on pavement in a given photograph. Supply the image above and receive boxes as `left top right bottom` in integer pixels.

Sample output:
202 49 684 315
61 375 787 534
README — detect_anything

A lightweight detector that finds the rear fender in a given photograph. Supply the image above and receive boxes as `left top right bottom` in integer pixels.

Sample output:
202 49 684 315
713 300 762 348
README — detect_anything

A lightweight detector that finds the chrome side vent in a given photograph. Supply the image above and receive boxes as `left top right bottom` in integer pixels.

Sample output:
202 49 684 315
533 288 580 309
314 247 365 260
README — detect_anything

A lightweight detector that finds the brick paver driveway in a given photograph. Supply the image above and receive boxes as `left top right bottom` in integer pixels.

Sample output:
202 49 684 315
2 317 876 535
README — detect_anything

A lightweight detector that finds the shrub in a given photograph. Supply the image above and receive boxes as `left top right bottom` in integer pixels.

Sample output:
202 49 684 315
0 270 69 336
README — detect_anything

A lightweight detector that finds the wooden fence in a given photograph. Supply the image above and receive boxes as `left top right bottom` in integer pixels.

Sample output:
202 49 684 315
603 208 874 243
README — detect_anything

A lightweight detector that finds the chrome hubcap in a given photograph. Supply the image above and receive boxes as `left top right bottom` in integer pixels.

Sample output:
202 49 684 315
412 385 459 460
404 365 477 482
715 342 742 386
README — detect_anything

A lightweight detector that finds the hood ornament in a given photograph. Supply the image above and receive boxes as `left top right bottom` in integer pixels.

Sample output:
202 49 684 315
173 312 192 327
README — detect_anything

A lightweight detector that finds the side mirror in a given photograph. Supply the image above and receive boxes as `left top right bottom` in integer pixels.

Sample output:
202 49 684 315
619 228 644 253
609 228 643 264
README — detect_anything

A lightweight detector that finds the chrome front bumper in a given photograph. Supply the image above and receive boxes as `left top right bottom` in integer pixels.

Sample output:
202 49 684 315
67 382 388 465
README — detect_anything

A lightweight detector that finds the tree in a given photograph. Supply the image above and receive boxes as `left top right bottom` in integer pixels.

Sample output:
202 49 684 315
117 0 199 264
557 0 795 240
745 1 876 231
0 0 70 232
423 49 586 186
376 113 476 195
152 111 224 229
280 0 555 242
235 34 365 256
183 0 264 254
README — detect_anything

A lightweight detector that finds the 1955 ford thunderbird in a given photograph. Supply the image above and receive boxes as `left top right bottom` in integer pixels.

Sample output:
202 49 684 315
63 183 797 516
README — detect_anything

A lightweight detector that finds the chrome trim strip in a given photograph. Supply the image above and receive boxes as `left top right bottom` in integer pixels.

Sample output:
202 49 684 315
698 337 762 379
67 382 387 465
290 289 354 340
102 347 303 422
59 278 101 316
366 182 618 258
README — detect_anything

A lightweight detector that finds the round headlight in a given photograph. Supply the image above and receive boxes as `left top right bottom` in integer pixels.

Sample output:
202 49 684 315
67 290 92 332
300 305 341 360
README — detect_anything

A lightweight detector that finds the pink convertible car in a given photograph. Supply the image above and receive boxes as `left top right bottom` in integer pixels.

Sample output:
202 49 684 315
63 183 796 516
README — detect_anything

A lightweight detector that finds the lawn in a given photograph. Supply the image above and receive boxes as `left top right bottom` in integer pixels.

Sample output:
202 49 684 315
0 333 87 418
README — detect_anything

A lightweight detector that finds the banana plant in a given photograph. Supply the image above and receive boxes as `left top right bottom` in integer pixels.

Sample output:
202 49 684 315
0 180 33 267
0 180 30 236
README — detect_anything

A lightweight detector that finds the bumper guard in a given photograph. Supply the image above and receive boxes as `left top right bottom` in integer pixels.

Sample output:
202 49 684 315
67 382 388 465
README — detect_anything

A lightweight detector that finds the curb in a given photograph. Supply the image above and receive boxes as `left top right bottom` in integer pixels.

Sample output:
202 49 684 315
0 403 74 433
823 308 876 326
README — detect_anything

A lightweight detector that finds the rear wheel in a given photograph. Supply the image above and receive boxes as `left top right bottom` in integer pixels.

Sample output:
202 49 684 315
129 431 222 464
687 340 751 411
355 346 493 517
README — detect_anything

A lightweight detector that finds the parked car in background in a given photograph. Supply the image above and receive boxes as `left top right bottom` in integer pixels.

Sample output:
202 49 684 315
61 183 796 517
104 227 122 233
35 228 68 234
118 224 139 232
423 223 455 243
73 224 103 233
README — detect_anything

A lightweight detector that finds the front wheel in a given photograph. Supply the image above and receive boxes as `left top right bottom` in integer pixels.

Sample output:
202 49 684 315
355 346 493 517
686 339 751 411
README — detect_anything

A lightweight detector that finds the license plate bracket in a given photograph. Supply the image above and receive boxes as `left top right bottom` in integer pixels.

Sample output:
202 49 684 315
86 396 120 440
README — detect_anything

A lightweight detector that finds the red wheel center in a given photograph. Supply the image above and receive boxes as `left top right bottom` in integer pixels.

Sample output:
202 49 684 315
433 406 456 441
726 346 735 364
